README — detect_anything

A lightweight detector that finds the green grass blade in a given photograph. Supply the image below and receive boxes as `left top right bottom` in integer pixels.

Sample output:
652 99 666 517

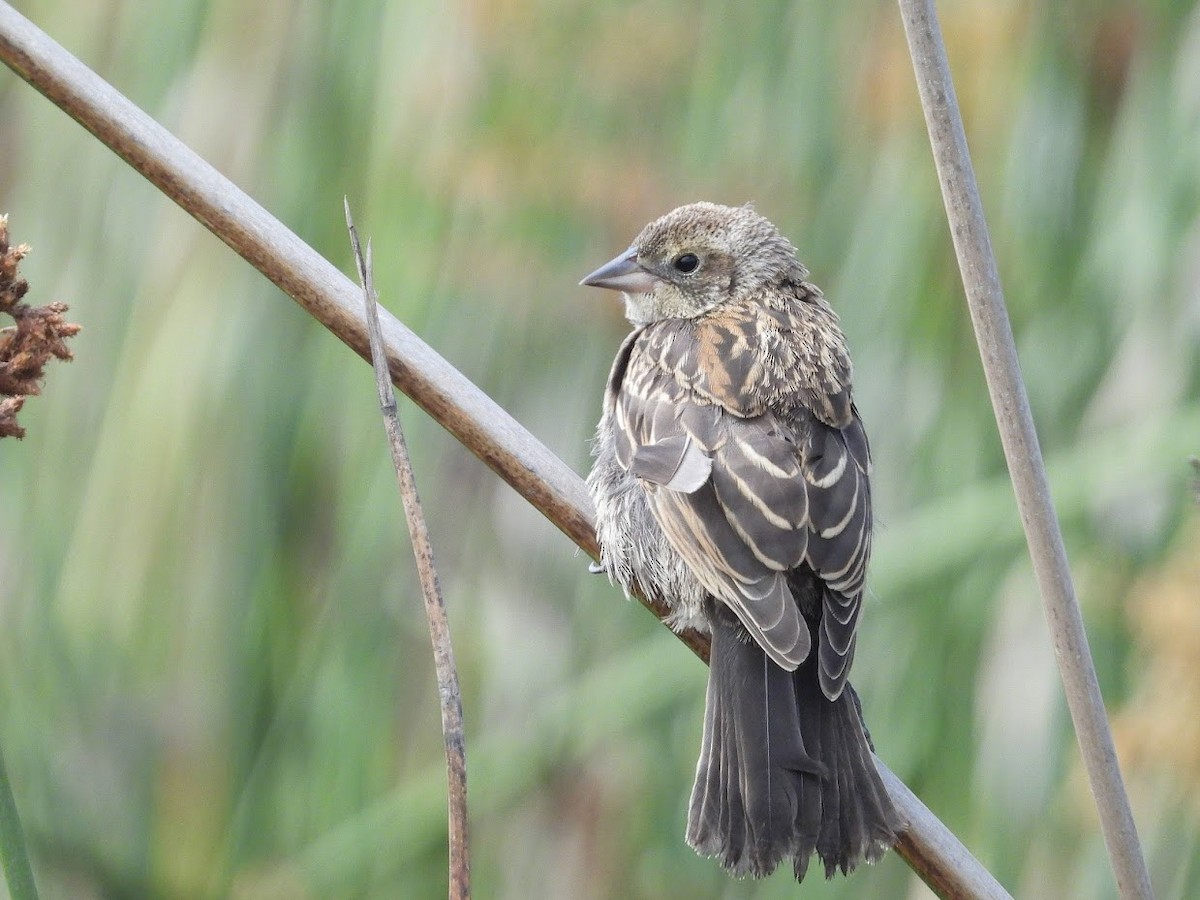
0 739 39 900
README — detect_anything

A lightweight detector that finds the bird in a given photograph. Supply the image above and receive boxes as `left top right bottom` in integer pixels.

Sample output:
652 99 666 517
581 201 903 881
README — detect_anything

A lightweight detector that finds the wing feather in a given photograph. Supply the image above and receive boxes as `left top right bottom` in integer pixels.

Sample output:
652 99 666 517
610 315 873 694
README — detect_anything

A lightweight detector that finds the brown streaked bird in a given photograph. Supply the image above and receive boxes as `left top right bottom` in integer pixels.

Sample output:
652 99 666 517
582 202 903 881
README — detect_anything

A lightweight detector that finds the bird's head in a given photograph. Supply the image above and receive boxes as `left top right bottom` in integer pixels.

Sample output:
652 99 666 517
580 202 806 325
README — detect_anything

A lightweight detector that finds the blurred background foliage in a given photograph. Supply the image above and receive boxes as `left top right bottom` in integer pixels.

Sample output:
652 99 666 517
1 0 1198 896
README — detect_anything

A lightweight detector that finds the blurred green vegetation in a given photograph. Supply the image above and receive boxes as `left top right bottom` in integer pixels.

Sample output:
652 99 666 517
2 0 1199 897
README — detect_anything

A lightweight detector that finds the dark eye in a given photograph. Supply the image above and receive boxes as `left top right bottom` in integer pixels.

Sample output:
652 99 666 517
673 253 700 274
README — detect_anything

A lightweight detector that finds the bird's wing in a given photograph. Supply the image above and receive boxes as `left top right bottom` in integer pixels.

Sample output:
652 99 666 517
613 316 871 697
792 405 872 699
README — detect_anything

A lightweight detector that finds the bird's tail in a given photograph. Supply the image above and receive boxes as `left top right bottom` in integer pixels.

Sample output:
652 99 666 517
686 606 903 881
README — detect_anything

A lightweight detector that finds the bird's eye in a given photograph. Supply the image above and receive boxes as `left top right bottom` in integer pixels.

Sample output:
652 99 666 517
673 253 700 274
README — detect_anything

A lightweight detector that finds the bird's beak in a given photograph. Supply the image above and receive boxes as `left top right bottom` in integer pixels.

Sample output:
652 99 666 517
580 248 659 293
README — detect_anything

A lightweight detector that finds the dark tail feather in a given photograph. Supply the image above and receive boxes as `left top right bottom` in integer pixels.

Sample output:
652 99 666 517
686 607 904 881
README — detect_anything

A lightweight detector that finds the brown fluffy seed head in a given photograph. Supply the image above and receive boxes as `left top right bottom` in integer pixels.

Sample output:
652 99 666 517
619 202 809 325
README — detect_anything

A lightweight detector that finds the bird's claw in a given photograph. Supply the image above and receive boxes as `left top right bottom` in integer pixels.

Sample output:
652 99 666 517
588 559 607 575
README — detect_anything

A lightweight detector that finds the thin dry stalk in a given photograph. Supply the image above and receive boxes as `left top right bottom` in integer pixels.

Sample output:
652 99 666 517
896 1 1154 898
346 203 469 900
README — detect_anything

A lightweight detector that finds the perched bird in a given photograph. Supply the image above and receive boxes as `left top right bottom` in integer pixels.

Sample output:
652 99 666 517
582 202 903 881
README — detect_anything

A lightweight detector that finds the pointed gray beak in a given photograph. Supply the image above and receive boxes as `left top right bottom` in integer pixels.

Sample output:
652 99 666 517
580 248 660 293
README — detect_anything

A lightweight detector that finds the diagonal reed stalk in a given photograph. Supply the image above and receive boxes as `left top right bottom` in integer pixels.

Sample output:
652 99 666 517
896 2 1155 898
